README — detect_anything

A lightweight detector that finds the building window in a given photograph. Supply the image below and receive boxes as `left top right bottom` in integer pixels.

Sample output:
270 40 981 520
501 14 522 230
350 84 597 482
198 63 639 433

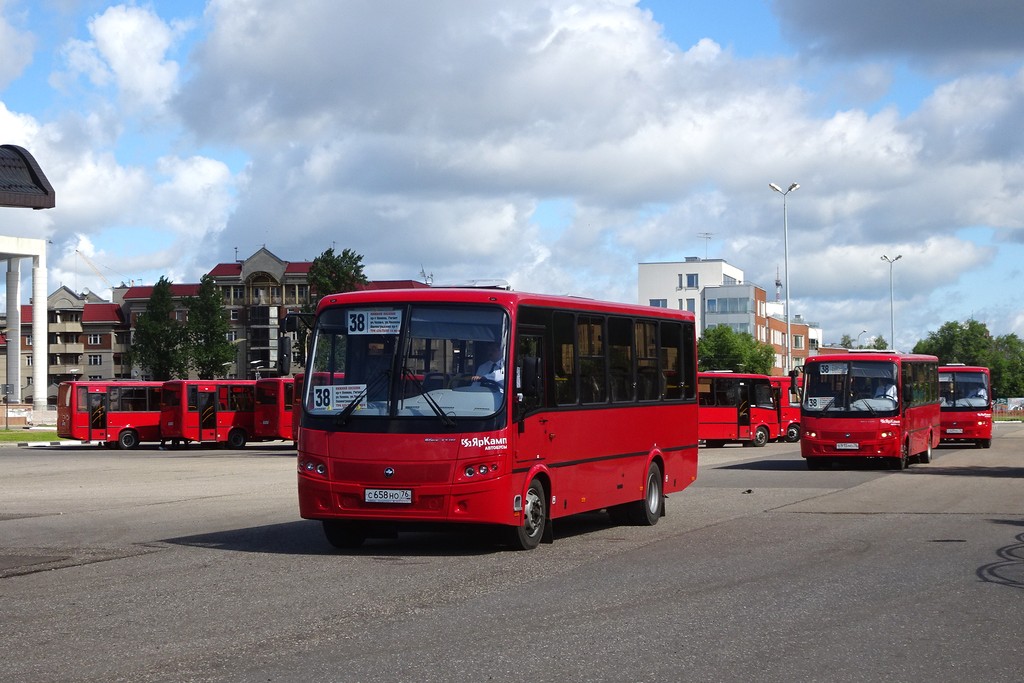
649 299 667 308
25 356 32 366
686 273 699 288
686 298 696 312
793 335 805 350
88 375 102 380
226 331 239 342
88 354 103 366
23 336 31 346
87 334 102 345
230 309 240 321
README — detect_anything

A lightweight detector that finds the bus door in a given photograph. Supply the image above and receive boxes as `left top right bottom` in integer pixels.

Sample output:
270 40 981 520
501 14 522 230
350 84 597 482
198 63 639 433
87 388 108 441
735 381 752 440
198 387 218 442
513 330 554 466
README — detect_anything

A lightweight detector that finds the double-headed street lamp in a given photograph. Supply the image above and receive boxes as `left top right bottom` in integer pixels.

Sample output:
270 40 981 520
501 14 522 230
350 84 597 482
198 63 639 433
881 254 902 349
769 182 799 373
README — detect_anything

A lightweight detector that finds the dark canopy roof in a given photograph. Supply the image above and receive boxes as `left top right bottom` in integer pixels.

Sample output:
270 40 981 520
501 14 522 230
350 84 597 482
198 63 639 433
0 144 55 209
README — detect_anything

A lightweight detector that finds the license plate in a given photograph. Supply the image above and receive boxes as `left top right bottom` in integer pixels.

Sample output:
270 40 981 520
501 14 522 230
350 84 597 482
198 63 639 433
364 488 412 504
946 428 963 434
836 442 859 450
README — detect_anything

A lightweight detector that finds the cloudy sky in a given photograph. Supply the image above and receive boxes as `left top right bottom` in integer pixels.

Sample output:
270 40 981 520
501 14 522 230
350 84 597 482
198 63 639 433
2 0 1023 350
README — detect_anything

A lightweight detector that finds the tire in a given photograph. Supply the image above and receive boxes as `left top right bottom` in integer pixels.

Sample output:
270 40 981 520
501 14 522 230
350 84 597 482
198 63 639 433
785 424 801 443
979 439 992 449
322 520 366 549
226 428 247 449
751 426 769 447
627 461 664 526
917 436 933 464
890 442 909 470
117 429 139 450
509 478 547 550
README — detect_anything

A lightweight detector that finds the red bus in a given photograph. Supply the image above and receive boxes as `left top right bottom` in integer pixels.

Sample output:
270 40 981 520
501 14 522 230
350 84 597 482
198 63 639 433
939 364 992 448
56 380 164 449
254 377 296 441
293 288 699 550
800 350 940 469
770 374 802 443
159 379 257 448
697 372 779 447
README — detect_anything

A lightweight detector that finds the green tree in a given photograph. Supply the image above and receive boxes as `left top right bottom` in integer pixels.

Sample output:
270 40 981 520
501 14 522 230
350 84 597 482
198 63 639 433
186 274 236 379
913 321 1024 398
306 247 369 308
839 334 854 349
698 325 775 374
912 320 991 365
130 276 188 381
869 334 888 350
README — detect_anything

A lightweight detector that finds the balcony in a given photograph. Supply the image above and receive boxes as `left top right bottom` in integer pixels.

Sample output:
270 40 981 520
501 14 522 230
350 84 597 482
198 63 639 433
50 321 83 334
49 364 84 376
50 343 85 354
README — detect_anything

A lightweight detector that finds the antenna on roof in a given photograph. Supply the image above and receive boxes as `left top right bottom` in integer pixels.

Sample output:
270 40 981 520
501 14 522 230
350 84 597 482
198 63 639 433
698 232 713 259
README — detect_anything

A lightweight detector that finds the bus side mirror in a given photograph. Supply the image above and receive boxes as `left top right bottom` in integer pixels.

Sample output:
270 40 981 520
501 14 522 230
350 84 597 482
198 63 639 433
278 336 292 376
788 368 799 396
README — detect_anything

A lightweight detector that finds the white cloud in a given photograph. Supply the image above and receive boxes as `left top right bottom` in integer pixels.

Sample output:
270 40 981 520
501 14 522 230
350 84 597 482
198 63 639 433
0 1 34 90
55 4 187 112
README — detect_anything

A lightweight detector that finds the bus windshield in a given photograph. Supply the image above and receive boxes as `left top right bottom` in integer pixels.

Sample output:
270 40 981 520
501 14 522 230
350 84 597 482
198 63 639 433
939 370 989 408
304 303 509 420
802 360 898 414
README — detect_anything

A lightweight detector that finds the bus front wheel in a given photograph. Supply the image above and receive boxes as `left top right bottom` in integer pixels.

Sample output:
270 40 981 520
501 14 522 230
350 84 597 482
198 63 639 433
750 426 770 447
117 429 139 450
509 478 547 551
785 424 801 443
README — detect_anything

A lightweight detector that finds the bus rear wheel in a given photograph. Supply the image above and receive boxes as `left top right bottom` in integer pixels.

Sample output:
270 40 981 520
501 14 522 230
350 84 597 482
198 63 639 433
508 478 547 551
627 461 664 526
117 429 139 450
749 426 769 447
226 428 247 449
917 436 933 464
322 520 366 549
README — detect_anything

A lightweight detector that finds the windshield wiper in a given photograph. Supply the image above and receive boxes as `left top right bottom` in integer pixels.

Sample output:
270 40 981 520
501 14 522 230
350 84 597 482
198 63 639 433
402 367 456 427
334 369 391 425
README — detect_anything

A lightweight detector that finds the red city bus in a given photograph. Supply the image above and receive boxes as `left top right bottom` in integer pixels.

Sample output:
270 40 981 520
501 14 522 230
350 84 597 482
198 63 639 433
770 374 802 443
697 372 779 447
294 288 699 550
939 364 992 448
160 379 257 448
56 380 164 449
254 377 296 441
800 350 940 469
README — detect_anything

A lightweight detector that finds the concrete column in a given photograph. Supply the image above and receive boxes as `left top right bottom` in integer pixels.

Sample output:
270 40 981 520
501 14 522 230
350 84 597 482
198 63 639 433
5 258 20 403
32 253 47 412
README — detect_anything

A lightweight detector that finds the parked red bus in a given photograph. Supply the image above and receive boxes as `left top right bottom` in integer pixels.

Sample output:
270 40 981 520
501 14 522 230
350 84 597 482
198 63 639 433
800 350 940 469
56 380 164 449
293 288 699 550
697 372 779 447
254 377 296 441
159 379 257 448
939 364 992 448
770 374 802 443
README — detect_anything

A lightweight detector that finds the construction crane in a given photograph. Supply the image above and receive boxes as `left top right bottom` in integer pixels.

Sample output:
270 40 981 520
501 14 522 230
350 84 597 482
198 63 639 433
75 249 113 291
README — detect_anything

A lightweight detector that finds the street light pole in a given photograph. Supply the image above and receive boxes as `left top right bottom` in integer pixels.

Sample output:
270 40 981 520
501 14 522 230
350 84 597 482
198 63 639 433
857 329 868 348
881 254 902 349
769 182 800 373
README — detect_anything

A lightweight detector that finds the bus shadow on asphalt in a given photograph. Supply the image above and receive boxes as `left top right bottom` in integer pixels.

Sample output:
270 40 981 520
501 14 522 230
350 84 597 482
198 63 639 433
163 511 634 556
